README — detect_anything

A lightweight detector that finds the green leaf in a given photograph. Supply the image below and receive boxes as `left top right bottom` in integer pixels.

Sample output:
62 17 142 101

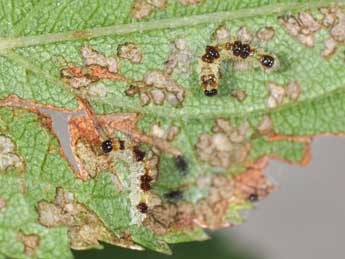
0 0 344 258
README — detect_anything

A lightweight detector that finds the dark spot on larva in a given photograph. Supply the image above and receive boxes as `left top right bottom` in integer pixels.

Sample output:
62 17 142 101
137 202 148 213
164 190 183 201
140 174 153 191
206 46 220 59
133 146 145 161
240 43 251 59
140 182 151 191
232 41 242 57
201 74 217 88
204 89 218 97
202 46 220 63
260 55 275 68
175 155 188 174
101 140 113 153
248 193 259 202
118 140 125 150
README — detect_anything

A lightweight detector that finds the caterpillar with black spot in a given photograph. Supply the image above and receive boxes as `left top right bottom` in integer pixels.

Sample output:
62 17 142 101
100 138 160 224
198 40 277 96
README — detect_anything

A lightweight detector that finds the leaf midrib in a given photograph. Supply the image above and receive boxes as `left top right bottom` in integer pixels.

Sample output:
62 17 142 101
0 0 337 51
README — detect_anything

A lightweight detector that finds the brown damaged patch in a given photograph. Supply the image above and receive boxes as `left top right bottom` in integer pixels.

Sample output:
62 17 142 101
125 70 185 107
144 174 234 233
37 187 142 250
256 27 275 41
143 203 178 235
230 89 247 102
196 119 250 168
279 7 345 58
0 134 24 172
233 157 274 201
131 0 167 20
278 11 321 47
214 26 231 44
75 140 110 178
61 44 187 107
164 39 192 75
191 175 235 228
17 232 40 257
146 171 273 231
237 26 254 43
60 45 127 90
320 7 345 58
117 42 143 63
61 63 126 89
151 123 180 153
266 80 301 108
256 115 273 135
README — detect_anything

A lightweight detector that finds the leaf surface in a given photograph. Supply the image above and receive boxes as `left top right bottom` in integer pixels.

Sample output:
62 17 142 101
0 0 344 258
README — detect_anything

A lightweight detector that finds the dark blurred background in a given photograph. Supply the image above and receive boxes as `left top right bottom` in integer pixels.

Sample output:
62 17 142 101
74 233 260 259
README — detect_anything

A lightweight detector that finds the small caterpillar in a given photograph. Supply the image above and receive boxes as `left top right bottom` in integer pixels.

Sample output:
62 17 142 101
99 135 159 224
199 40 277 96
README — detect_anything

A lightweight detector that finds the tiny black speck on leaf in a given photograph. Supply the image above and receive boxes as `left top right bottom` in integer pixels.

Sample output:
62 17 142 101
164 190 183 201
175 155 188 174
248 193 259 202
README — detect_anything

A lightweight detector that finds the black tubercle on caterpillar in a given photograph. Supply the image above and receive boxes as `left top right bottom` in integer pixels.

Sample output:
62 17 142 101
101 139 113 153
136 202 148 213
199 39 276 96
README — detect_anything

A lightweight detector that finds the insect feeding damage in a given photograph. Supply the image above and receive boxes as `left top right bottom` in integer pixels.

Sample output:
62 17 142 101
144 166 272 234
118 42 143 63
75 140 110 178
143 174 235 234
266 81 301 108
256 27 275 41
279 7 345 58
233 157 274 202
125 70 185 107
125 39 191 107
196 119 250 168
131 0 167 20
61 45 122 90
164 38 192 75
17 232 40 258
0 135 23 172
37 188 142 250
